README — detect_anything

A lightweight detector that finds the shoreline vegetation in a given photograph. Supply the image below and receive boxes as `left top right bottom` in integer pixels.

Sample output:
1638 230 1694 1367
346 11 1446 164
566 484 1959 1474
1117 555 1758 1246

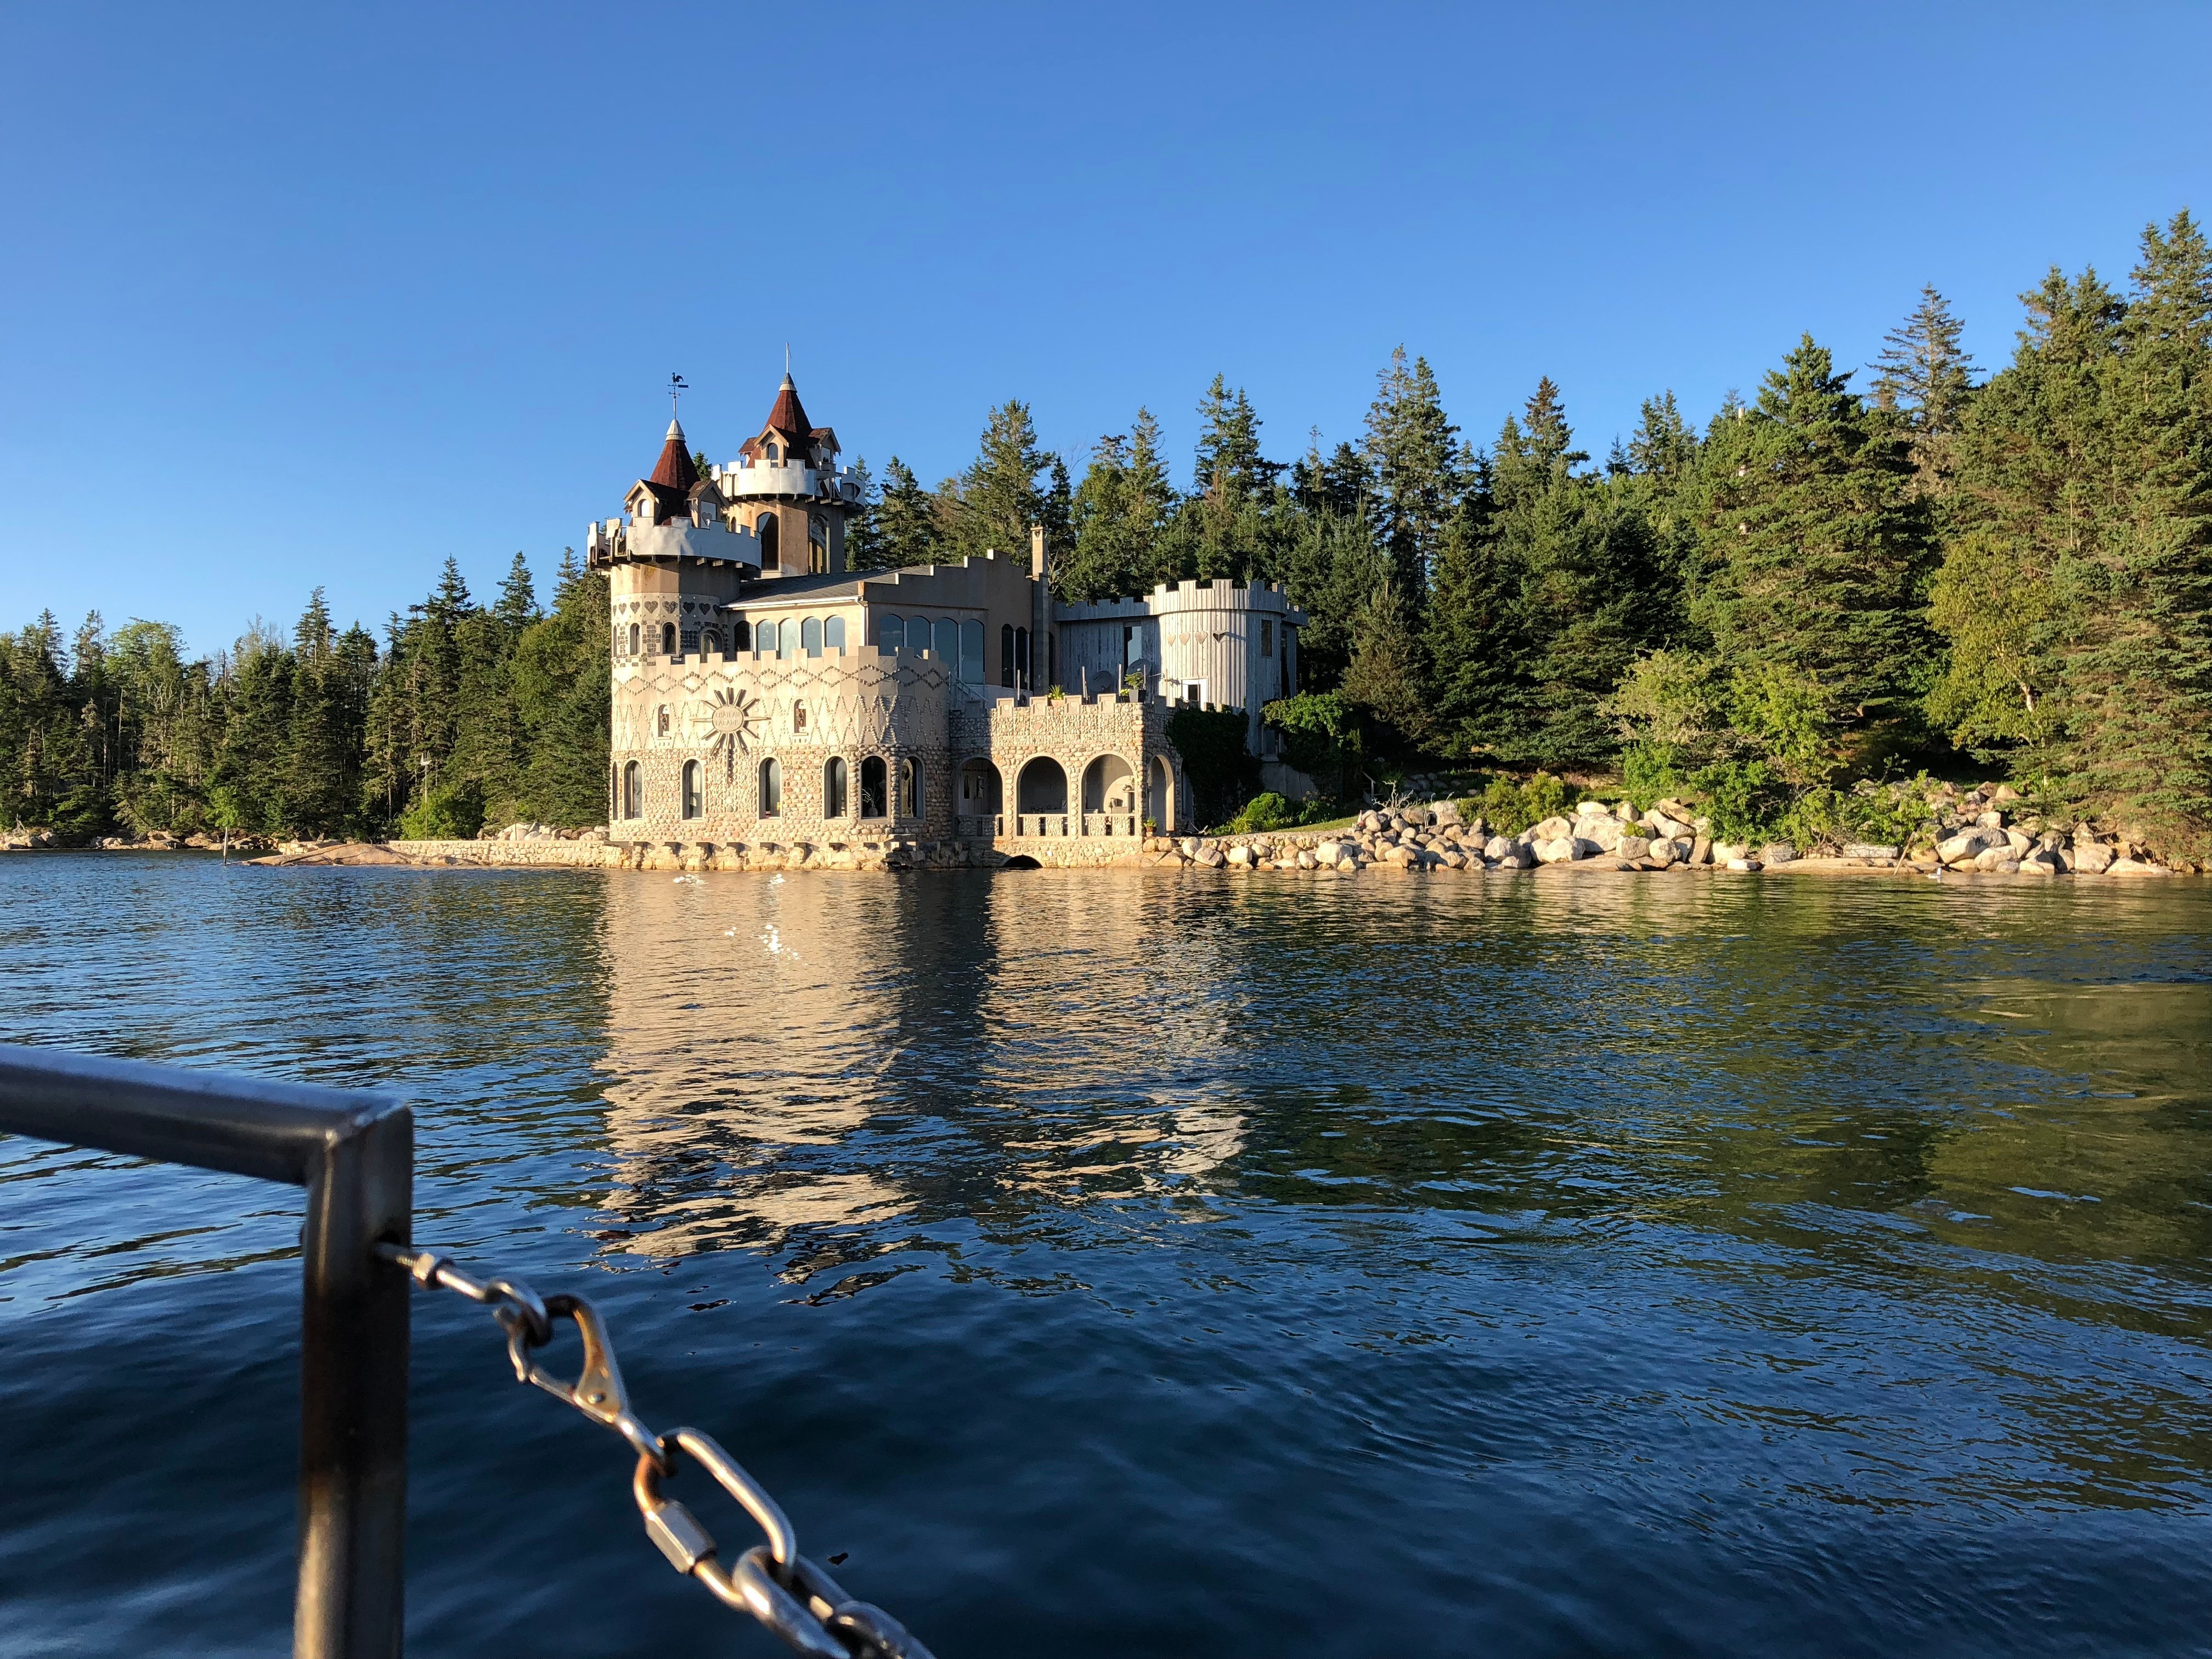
8 211 2212 873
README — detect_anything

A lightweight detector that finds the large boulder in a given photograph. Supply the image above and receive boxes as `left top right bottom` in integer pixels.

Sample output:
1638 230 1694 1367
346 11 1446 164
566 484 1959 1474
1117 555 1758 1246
1647 811 1692 840
1483 835 1516 861
1937 826 2006 865
1570 837 1607 860
1315 839 1349 864
1758 842 1799 866
2070 841 2114 874
1616 834 1652 861
1534 837 1577 864
1531 815 1574 842
1493 842 1536 869
1430 800 1464 828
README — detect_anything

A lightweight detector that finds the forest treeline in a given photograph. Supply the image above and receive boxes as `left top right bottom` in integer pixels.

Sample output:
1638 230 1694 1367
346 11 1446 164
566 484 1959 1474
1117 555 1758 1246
5 210 2208 850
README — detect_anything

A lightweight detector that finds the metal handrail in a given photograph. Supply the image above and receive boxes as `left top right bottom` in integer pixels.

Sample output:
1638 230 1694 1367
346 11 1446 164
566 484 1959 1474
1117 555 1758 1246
0 1042 411 1659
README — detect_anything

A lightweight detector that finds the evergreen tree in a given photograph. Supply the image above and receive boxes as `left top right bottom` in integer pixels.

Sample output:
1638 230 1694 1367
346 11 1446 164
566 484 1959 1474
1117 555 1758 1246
1693 334 1933 774
2057 212 2212 843
1872 285 1978 499
1362 346 1463 597
947 400 1048 558
1339 575 1430 758
871 458 939 569
494 552 540 635
285 588 358 836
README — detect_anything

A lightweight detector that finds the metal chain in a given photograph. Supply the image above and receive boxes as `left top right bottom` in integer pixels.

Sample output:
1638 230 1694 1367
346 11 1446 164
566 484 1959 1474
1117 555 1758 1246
380 1243 936 1659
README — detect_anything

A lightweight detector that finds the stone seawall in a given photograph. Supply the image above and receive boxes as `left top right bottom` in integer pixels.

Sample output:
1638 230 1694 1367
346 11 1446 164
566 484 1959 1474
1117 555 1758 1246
394 839 621 867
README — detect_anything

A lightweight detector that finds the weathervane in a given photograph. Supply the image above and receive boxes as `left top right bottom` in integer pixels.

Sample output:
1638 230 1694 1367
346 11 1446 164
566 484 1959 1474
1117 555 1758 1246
669 373 687 417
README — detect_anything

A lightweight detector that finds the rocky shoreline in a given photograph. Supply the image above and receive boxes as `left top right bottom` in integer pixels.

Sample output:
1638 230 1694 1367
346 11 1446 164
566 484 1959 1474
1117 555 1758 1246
15 780 2187 878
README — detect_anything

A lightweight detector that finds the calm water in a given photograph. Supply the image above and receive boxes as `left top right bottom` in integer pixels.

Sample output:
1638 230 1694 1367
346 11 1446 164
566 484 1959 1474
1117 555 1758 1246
3 854 2211 1657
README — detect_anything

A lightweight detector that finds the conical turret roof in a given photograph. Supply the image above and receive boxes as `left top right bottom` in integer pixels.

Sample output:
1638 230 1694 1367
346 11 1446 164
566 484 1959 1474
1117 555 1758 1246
763 374 812 442
648 417 700 493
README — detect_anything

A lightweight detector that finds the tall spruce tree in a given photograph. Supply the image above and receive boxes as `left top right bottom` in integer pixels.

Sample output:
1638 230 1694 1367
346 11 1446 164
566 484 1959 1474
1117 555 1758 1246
947 400 1048 559
871 458 939 569
1873 285 1978 500
1362 346 1462 598
1692 336 1933 773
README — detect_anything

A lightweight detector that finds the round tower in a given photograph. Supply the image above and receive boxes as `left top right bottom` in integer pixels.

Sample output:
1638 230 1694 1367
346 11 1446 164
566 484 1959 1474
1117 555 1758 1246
588 417 763 662
709 374 864 575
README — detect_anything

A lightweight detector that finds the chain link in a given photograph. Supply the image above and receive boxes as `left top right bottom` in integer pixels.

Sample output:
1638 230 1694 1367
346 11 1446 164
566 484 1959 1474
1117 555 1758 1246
380 1243 936 1659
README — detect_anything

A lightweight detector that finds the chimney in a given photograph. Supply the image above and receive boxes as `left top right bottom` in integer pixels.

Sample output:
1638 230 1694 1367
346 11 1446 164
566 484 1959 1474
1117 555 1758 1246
1029 522 1054 693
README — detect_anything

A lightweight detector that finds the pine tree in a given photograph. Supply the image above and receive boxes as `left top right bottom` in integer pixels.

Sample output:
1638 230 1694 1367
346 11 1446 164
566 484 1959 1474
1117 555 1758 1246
871 458 939 569
1362 346 1462 597
494 552 540 635
2058 212 2212 845
1872 285 1978 499
1339 575 1430 758
948 400 1048 558
1694 334 1933 774
285 588 357 836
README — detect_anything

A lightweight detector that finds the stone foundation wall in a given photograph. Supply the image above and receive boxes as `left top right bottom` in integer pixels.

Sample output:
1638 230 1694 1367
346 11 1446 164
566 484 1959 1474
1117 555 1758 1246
393 839 622 867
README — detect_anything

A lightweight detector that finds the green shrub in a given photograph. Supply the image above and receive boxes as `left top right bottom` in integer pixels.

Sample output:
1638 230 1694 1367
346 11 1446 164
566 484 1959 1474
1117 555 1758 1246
1226 792 1296 833
1471 770 1569 834
1685 759 1790 844
398 777 485 840
1621 741 1684 810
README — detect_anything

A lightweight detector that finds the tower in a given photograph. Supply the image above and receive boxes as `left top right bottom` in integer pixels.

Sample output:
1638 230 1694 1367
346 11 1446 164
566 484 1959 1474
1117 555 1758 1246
588 416 762 662
710 374 864 575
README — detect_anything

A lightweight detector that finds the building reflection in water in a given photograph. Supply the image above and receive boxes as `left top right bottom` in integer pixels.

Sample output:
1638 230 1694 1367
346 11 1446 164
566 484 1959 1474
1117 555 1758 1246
591 871 1254 1281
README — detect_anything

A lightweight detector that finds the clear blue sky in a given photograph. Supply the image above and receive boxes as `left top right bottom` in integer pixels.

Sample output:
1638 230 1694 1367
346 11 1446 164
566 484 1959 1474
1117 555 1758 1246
4 2 2207 656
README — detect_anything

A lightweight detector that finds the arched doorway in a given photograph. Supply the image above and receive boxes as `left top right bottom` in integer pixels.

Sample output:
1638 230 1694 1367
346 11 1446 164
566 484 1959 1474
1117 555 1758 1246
1082 754 1135 815
1147 754 1174 832
757 512 780 570
959 758 1003 816
1017 757 1067 815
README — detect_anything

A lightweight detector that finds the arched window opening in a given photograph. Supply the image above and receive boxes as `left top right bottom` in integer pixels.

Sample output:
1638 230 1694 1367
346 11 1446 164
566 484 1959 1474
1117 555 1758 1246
825 616 846 652
809 517 827 574
620 761 641 820
627 622 641 656
1000 623 1015 687
879 614 905 652
959 758 1002 814
899 757 923 818
759 757 782 816
794 701 808 732
1016 758 1067 815
801 616 823 655
859 755 887 818
932 618 958 662
732 617 752 651
702 628 721 656
660 622 676 654
656 705 670 737
1082 754 1136 814
824 757 848 818
766 442 780 461
960 619 984 684
758 513 780 569
681 760 702 820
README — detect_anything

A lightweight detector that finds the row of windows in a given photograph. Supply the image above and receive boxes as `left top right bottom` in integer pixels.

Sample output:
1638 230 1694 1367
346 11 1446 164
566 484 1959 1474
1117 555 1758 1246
617 756 923 822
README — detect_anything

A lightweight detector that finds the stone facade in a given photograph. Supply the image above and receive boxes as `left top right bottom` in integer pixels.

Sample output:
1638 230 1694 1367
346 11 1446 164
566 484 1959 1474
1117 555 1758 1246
591 377 1298 857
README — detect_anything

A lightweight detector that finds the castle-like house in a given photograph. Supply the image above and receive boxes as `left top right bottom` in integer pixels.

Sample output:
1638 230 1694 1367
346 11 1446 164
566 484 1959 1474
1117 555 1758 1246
586 375 1305 853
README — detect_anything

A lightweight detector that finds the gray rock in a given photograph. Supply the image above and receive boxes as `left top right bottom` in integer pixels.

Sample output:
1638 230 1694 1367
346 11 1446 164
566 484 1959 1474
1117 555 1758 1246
1570 837 1607 860
1616 834 1652 861
1531 815 1575 842
2070 842 2114 874
1496 843 1536 869
1535 837 1577 865
1977 808 2006 828
1841 842 1900 861
1758 842 1799 865
1937 827 2005 865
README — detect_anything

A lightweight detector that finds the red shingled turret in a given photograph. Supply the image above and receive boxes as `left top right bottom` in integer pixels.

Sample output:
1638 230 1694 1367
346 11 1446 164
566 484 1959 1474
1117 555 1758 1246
648 417 699 493
763 374 811 443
